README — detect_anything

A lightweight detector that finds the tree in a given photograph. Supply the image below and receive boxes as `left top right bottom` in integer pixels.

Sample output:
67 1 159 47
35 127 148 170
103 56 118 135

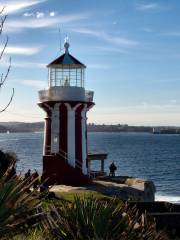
0 7 14 113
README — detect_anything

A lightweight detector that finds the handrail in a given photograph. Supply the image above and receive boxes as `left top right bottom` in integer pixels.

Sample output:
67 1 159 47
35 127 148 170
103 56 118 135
46 146 101 179
56 148 82 171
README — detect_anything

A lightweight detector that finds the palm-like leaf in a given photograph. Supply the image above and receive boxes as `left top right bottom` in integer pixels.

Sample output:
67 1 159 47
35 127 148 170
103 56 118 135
45 196 167 240
0 176 45 238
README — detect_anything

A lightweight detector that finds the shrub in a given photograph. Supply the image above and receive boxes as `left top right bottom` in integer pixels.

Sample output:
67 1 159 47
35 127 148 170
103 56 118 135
45 195 167 240
0 150 48 239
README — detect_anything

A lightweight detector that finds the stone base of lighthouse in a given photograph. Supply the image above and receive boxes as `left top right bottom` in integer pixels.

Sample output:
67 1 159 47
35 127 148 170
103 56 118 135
39 101 94 186
43 155 90 186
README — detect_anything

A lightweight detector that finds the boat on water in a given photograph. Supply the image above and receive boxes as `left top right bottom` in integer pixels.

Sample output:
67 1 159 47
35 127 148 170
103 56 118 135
153 127 180 134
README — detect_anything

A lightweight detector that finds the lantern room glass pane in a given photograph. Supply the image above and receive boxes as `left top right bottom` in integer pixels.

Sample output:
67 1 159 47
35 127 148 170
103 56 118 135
49 67 84 87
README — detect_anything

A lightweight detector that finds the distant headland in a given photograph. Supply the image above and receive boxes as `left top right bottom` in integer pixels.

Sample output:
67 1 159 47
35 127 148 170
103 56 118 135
0 122 180 134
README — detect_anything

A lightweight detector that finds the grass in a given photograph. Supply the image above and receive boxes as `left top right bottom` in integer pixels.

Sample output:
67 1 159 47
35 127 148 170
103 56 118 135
53 189 111 202
12 229 44 240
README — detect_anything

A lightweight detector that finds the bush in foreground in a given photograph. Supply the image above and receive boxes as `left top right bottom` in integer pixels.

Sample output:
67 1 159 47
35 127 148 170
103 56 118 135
44 195 167 240
0 150 45 239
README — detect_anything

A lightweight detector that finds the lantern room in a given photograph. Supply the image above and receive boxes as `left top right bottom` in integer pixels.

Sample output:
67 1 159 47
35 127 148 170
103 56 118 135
47 38 86 88
38 38 94 103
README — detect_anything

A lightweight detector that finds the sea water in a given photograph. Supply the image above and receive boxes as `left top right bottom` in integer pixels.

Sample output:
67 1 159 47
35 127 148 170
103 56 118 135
0 132 179 203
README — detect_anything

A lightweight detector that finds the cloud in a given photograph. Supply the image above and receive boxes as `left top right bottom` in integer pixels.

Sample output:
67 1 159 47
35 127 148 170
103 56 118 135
21 80 46 88
23 12 34 17
1 58 45 68
88 64 110 70
5 13 89 32
23 11 56 19
36 12 45 18
49 11 55 17
12 61 45 68
1 45 41 55
136 3 160 11
0 0 47 14
143 28 153 33
89 46 128 54
89 104 180 125
161 32 180 37
113 21 118 25
169 99 177 104
72 28 139 47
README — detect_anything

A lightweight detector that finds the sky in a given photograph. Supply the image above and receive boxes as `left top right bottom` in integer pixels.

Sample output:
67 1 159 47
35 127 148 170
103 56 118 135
0 0 180 126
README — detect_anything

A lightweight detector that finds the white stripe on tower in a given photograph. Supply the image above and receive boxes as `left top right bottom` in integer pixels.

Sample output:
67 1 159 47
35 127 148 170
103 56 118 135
43 103 52 155
65 103 81 168
51 103 61 153
81 104 87 174
67 104 75 167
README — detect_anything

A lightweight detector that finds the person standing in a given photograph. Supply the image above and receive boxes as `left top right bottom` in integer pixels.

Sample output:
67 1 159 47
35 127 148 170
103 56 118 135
32 170 39 190
109 162 117 177
24 169 31 179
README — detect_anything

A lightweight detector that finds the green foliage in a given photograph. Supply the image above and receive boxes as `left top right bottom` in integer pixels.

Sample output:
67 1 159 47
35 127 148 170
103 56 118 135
45 195 166 240
0 175 45 239
0 150 17 178
0 150 46 239
54 190 111 202
12 228 45 240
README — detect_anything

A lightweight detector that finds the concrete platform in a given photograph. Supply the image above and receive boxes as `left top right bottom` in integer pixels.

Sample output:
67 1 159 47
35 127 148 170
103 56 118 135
50 176 156 202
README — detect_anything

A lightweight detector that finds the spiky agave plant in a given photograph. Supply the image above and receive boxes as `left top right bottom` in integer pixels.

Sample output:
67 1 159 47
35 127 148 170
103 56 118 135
0 149 47 240
45 195 167 240
0 175 46 239
0 150 17 179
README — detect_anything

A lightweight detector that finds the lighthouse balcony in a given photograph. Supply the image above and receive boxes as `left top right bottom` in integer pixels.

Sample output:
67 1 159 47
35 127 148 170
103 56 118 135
38 86 94 102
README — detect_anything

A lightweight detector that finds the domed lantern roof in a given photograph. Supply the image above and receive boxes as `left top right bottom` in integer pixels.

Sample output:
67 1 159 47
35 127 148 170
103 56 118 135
47 37 86 88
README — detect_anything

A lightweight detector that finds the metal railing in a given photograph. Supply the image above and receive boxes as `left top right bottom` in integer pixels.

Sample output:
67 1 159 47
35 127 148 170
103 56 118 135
56 148 83 171
45 146 101 179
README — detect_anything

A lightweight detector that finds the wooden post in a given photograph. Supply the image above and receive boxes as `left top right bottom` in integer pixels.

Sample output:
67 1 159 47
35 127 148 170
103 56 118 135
101 159 104 173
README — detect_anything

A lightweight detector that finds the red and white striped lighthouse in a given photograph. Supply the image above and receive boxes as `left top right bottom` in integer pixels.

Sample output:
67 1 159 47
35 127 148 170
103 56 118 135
38 38 94 185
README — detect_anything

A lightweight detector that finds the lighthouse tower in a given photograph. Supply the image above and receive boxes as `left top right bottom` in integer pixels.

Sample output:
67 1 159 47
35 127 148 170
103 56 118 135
38 38 94 185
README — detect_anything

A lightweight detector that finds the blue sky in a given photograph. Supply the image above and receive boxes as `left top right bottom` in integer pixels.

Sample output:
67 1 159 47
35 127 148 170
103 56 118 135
0 0 180 126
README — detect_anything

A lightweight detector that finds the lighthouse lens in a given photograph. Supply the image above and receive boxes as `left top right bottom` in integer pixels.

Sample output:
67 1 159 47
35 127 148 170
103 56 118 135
49 67 84 88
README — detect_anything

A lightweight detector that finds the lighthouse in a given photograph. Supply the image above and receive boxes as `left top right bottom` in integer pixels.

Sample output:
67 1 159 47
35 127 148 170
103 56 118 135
38 38 94 185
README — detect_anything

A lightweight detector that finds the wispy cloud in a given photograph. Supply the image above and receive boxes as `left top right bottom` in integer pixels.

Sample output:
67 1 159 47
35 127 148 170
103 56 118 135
161 31 180 37
49 12 55 17
20 80 46 88
36 12 45 19
1 58 45 68
89 46 129 54
23 11 56 18
12 61 45 68
143 28 153 33
88 64 110 70
5 13 89 32
136 3 160 11
72 28 139 47
91 103 180 125
0 0 47 14
1 45 41 55
169 99 177 104
23 12 34 17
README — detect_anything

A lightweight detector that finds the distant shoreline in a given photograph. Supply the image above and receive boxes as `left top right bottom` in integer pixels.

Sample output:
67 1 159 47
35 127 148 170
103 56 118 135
1 122 180 133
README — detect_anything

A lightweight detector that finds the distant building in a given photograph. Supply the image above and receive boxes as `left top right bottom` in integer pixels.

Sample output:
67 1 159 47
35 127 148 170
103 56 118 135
38 38 94 185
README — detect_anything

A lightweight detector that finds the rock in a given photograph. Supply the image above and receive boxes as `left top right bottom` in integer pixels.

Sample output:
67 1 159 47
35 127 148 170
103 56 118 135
95 176 156 202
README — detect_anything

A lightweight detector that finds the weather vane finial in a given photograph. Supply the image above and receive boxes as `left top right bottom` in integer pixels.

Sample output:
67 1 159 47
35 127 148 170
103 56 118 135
64 35 70 53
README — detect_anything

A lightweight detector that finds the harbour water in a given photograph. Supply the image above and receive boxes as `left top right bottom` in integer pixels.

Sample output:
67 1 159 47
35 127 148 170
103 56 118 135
0 132 179 203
